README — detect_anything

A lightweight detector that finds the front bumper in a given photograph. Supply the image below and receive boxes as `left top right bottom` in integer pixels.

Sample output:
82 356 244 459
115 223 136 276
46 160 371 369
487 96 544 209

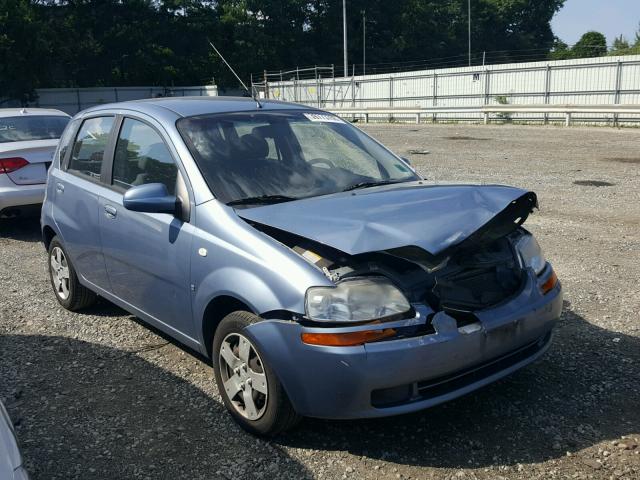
0 174 45 215
247 267 563 419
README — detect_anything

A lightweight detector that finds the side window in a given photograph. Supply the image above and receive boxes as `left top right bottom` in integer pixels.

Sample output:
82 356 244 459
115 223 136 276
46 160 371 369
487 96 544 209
113 119 177 194
57 119 79 166
68 117 114 180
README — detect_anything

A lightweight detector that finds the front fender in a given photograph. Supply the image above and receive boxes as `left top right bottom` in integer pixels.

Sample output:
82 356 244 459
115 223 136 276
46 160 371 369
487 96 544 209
194 267 292 322
191 200 334 350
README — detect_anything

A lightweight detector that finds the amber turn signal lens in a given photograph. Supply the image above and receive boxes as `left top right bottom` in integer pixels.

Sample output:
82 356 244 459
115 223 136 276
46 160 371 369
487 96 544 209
301 328 397 347
541 270 558 295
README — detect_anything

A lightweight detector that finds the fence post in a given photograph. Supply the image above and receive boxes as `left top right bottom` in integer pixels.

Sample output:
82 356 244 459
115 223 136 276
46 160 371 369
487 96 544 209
114 88 119 102
263 70 269 99
389 76 393 122
565 112 571 127
76 89 81 113
483 69 490 123
432 73 438 123
543 64 551 124
280 70 284 101
351 64 356 108
314 66 318 106
332 64 336 107
483 69 490 105
613 60 622 127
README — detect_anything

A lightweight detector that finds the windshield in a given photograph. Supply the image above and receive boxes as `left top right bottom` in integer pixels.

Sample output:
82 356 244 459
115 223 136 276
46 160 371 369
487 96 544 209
0 115 69 143
177 111 419 206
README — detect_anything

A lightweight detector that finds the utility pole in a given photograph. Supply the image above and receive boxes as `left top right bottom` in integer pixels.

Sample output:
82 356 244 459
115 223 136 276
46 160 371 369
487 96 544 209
362 9 366 76
468 0 471 66
343 0 348 77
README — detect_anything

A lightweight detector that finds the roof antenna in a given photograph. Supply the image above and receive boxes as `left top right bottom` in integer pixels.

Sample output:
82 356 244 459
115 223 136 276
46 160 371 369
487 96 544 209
208 40 263 109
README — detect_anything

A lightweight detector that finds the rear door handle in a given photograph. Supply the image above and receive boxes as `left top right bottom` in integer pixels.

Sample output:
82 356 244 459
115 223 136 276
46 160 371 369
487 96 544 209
56 182 64 193
104 204 117 219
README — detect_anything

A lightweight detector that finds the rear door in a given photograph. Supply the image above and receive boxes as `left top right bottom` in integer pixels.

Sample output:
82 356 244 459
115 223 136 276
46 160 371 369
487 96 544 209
99 115 195 339
50 115 116 291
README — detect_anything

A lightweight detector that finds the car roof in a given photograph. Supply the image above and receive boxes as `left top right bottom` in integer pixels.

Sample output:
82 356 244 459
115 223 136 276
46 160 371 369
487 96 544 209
82 96 317 118
0 108 70 118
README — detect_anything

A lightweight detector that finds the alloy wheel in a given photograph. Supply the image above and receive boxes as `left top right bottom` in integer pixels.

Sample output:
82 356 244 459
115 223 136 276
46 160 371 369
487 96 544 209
50 246 70 300
218 333 268 420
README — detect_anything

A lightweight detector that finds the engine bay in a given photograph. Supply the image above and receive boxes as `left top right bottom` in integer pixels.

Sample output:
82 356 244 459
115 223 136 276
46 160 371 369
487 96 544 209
252 222 529 322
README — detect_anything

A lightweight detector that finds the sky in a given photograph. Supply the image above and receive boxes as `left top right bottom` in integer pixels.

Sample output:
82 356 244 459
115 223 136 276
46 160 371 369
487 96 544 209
552 0 640 46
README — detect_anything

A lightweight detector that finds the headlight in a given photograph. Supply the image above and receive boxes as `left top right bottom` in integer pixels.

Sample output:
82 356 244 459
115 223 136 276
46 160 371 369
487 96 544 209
516 234 546 275
305 277 411 323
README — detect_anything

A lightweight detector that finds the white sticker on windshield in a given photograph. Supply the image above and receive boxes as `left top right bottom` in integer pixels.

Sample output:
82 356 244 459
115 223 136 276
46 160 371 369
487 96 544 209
303 113 344 123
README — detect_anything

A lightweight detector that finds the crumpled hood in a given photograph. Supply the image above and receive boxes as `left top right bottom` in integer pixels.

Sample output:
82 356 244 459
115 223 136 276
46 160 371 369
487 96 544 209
238 182 534 256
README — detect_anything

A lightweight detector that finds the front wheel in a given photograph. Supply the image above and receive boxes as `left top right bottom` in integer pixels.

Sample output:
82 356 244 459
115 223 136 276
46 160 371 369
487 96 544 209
48 236 97 311
212 311 300 436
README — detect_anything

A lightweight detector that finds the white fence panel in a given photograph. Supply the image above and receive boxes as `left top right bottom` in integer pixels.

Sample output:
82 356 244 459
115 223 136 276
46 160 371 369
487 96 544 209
5 85 218 115
260 55 640 124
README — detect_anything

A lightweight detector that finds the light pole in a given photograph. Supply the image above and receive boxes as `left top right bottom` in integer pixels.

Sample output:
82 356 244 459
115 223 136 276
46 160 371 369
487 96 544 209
343 0 348 77
468 0 471 66
362 9 366 76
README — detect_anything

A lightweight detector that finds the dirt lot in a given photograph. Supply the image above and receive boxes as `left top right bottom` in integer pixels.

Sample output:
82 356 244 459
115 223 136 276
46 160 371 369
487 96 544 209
1 123 639 480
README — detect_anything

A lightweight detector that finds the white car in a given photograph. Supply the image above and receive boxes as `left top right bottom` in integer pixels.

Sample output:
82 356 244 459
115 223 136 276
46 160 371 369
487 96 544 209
0 108 70 218
0 400 29 480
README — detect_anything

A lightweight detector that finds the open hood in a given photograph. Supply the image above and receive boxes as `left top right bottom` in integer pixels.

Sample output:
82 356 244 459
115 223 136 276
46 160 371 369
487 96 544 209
238 182 537 258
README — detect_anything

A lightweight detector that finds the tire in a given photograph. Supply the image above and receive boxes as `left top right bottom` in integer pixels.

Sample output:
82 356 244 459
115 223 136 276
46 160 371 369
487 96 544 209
48 236 97 311
213 311 301 436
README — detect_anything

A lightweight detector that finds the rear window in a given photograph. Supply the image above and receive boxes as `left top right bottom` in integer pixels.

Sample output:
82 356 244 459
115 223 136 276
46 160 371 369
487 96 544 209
0 115 69 143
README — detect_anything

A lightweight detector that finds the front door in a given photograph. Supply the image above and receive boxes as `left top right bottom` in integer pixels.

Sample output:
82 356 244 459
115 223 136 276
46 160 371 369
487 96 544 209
99 117 195 339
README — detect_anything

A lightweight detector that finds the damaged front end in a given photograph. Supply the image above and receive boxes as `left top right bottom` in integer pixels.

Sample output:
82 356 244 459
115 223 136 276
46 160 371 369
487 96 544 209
240 186 562 418
249 189 549 337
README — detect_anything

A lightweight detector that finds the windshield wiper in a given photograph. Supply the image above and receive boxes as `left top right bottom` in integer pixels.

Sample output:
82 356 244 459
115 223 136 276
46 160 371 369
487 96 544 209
342 179 405 192
227 195 298 206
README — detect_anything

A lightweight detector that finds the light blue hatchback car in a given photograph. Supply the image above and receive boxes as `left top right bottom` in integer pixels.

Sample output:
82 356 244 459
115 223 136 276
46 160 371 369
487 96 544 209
41 97 562 435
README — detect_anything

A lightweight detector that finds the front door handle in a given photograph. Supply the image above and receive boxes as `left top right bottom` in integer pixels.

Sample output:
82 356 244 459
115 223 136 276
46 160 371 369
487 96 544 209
104 204 117 219
56 182 64 193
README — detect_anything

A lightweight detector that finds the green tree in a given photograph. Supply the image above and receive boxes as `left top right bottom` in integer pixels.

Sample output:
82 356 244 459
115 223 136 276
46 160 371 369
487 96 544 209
549 37 572 60
0 0 572 99
571 31 607 58
0 0 48 103
610 35 631 55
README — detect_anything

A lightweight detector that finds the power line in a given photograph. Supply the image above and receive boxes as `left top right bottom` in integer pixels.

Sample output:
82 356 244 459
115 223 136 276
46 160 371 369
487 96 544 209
254 43 619 80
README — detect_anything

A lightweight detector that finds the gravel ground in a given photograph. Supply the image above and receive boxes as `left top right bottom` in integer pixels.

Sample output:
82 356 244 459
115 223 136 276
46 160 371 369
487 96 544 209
1 123 639 480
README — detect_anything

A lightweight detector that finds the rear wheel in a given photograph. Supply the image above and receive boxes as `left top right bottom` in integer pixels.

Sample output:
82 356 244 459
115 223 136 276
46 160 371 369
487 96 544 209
213 311 301 436
48 236 97 311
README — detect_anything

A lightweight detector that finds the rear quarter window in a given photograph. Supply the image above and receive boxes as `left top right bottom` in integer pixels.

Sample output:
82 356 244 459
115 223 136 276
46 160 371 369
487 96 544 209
57 119 81 167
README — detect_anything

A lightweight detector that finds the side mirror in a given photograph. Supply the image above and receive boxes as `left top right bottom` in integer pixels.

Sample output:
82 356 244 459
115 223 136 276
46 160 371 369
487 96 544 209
123 183 177 214
401 156 412 165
